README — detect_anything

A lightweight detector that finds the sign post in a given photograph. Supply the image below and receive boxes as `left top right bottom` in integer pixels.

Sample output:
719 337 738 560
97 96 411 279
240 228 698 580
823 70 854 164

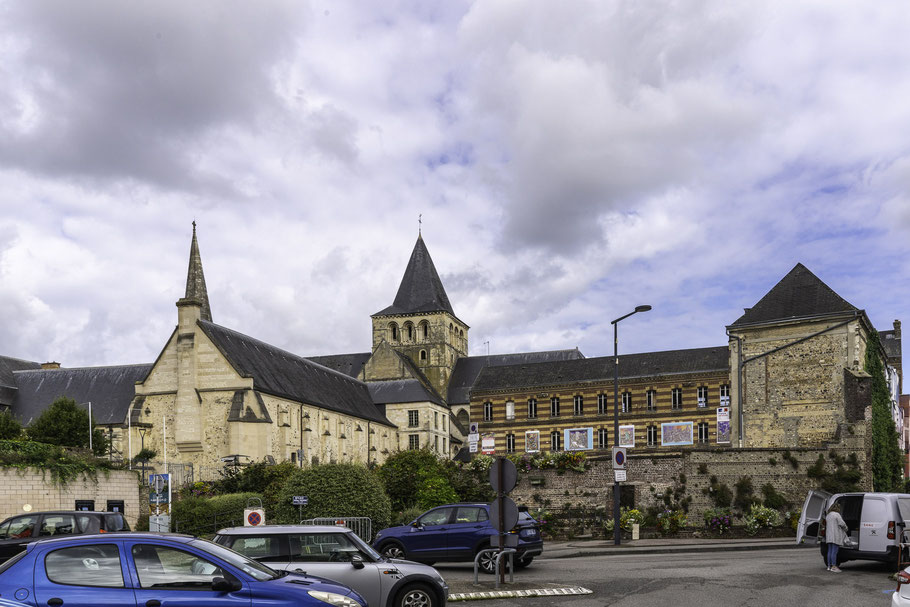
489 457 518 584
292 495 309 522
149 473 171 533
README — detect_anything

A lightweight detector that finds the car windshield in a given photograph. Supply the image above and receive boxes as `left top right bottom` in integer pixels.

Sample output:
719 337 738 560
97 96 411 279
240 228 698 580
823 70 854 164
188 538 279 581
341 531 383 561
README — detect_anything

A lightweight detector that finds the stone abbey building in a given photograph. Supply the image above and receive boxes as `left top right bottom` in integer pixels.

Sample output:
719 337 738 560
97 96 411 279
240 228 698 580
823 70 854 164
0 227 902 489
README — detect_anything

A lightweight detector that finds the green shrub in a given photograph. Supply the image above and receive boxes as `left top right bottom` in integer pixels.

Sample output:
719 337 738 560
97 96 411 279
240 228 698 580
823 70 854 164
705 476 732 508
377 449 444 511
390 506 424 527
273 463 391 534
761 483 788 510
26 397 108 455
733 476 757 512
743 504 781 536
214 461 298 512
172 492 262 537
604 507 644 533
657 508 687 535
703 508 732 534
0 411 22 440
415 476 459 510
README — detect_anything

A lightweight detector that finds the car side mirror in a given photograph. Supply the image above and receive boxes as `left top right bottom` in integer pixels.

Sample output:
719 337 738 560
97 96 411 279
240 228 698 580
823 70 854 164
212 577 242 593
411 521 421 528
351 555 365 570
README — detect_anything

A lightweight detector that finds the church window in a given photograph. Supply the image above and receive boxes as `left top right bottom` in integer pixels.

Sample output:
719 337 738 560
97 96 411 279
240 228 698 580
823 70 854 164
598 428 609 449
434 411 439 429
598 393 608 414
449 323 454 341
698 422 710 443
419 321 429 341
443 438 447 452
647 425 658 446
573 395 583 416
550 397 560 417
647 390 657 411
389 323 399 342
621 391 631 413
420 349 427 362
505 400 515 420
550 430 562 451
671 388 682 410
720 384 731 406
404 322 414 342
290 451 297 463
506 433 516 453
483 401 493 422
697 386 708 407
434 436 439 451
408 434 419 450
408 410 419 427
527 398 538 419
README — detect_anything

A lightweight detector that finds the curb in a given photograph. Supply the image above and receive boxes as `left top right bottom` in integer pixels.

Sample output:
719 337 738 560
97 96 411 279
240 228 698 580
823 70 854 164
546 540 804 559
449 586 593 601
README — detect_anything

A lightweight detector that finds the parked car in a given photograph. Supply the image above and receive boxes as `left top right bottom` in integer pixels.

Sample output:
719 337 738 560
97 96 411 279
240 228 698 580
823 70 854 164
0 510 130 562
894 566 910 606
214 524 448 607
0 532 366 607
372 503 543 574
797 490 910 567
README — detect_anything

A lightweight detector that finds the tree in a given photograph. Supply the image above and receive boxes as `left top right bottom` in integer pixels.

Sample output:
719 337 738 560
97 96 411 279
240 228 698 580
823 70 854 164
0 410 22 440
377 449 447 511
26 396 108 454
866 330 903 492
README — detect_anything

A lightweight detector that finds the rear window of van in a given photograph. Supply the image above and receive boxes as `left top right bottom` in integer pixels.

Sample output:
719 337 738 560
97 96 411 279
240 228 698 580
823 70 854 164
898 498 910 521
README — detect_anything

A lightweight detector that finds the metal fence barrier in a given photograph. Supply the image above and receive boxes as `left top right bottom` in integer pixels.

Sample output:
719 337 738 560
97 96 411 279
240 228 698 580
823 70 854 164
300 517 373 542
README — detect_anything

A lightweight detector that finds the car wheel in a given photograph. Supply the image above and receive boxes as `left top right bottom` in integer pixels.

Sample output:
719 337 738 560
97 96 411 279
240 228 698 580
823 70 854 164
477 548 497 574
514 556 533 569
381 541 406 560
395 583 436 607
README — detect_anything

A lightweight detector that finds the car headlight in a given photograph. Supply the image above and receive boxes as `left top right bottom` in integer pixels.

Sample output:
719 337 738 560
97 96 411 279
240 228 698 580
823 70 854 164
307 591 363 607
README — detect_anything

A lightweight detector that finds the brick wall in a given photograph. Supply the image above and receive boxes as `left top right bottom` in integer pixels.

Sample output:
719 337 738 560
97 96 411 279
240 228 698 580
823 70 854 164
0 468 141 529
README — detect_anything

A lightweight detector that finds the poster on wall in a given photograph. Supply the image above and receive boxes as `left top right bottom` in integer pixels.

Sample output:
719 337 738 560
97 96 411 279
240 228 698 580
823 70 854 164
525 430 540 453
618 425 635 447
661 422 693 446
564 427 593 451
481 433 496 455
717 407 731 444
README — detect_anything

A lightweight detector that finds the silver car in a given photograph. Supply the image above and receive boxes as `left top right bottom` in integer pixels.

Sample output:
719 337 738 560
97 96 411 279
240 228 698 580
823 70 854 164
214 525 448 607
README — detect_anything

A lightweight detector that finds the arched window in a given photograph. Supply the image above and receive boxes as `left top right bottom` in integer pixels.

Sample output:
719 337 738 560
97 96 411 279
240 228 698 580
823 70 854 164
404 322 414 342
449 323 454 341
419 321 429 341
419 349 427 362
389 322 399 342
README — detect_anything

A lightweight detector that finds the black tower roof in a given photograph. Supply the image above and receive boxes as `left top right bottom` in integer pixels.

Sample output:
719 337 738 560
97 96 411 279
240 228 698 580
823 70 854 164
374 235 456 317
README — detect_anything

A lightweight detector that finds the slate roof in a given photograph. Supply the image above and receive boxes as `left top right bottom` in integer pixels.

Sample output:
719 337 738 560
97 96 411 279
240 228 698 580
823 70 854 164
306 353 371 379
729 263 858 328
0 356 41 407
374 235 457 318
367 379 446 406
12 364 153 426
472 346 730 393
179 223 212 322
447 349 585 405
197 321 394 427
880 330 902 361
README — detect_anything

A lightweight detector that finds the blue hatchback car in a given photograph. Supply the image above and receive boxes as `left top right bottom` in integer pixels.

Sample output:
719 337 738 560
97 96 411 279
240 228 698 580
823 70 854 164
372 503 543 574
0 532 366 607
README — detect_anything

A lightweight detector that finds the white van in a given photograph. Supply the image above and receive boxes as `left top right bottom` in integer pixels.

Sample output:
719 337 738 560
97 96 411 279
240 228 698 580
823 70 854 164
797 491 910 567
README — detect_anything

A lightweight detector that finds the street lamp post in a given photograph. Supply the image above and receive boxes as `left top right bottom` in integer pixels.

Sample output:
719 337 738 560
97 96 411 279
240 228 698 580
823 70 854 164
612 305 651 546
137 427 149 485
77 401 93 453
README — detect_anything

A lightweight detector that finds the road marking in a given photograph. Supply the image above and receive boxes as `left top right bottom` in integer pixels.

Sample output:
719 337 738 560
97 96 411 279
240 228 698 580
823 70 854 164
449 587 593 601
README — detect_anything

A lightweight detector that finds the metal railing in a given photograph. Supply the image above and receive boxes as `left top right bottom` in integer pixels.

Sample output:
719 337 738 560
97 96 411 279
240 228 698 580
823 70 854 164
300 517 373 542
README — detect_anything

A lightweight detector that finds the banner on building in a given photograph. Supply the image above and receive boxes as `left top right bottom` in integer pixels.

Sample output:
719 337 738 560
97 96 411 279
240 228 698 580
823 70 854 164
717 407 731 444
619 425 635 447
525 430 540 453
481 433 496 455
661 422 693 446
564 427 593 451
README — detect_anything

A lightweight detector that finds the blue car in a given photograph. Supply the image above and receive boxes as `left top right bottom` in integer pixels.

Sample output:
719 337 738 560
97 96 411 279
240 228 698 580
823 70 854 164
0 532 366 607
372 503 543 574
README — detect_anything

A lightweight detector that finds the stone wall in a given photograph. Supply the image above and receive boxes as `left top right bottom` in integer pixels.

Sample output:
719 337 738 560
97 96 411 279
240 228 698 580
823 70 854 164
0 468 141 529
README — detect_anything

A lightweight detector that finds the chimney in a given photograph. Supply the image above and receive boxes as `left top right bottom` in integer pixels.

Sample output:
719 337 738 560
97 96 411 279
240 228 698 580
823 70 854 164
894 320 902 339
40 362 60 370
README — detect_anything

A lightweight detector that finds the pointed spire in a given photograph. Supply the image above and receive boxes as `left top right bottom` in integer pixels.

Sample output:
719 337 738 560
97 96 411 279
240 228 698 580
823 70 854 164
180 221 213 322
374 235 455 317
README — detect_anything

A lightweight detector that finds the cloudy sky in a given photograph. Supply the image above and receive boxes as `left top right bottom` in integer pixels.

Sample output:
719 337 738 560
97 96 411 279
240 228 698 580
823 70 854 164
1 0 908 369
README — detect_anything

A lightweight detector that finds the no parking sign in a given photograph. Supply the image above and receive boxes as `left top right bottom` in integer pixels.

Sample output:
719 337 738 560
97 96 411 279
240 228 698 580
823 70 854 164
244 508 265 526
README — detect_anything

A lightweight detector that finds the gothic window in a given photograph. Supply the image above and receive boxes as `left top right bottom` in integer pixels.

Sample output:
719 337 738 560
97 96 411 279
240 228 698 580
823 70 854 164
573 395 583 416
389 323 399 342
527 398 538 419
420 349 427 362
720 384 731 406
505 400 515 420
598 428 609 449
698 422 710 443
404 322 414 342
597 393 607 415
671 388 682 410
449 323 454 341
550 430 562 451
621 391 632 413
697 386 708 408
408 434 419 450
483 401 493 422
550 397 560 417
647 424 658 446
408 410 419 428
419 321 429 341
506 433 515 453
647 390 657 411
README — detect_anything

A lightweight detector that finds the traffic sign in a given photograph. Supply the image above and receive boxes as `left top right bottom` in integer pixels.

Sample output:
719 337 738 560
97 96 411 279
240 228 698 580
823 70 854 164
489 496 519 532
292 496 308 506
489 458 517 494
612 446 627 470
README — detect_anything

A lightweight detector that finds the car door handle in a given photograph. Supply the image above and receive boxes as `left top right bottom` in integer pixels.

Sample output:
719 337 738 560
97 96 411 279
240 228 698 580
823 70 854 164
47 599 63 607
146 601 161 607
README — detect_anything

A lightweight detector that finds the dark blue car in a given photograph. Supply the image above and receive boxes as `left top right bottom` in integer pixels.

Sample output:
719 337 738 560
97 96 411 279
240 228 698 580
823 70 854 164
0 532 366 607
372 503 543 574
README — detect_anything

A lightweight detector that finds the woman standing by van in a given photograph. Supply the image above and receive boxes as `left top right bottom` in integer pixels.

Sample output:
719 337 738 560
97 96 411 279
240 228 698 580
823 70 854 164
825 502 849 572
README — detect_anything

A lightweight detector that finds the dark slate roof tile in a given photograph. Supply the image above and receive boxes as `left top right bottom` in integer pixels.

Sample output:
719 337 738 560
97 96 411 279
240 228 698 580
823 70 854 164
447 349 585 404
472 346 730 393
0 355 41 389
729 263 858 327
12 364 153 426
880 330 902 360
367 380 446 406
305 353 371 379
198 321 393 427
374 236 457 317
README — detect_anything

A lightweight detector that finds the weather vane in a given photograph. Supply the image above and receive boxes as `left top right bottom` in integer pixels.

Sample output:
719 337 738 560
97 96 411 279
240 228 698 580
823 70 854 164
418 213 422 235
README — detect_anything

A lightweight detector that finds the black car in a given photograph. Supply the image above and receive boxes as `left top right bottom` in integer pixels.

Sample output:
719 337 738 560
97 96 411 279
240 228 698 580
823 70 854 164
0 510 130 562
